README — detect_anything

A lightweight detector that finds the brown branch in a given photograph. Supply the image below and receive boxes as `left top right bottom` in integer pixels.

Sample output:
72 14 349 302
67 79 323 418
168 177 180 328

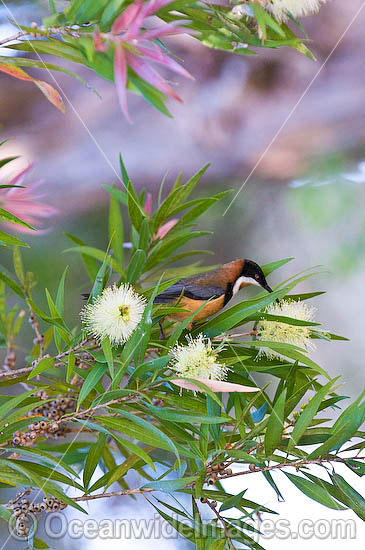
0 31 27 46
48 389 151 428
206 500 236 550
28 305 44 359
73 487 155 501
0 339 91 379
56 338 89 360
217 455 365 479
213 330 258 341
68 455 364 505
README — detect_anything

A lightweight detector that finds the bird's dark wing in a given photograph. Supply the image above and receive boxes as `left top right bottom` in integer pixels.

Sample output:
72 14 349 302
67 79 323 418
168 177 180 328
154 281 225 303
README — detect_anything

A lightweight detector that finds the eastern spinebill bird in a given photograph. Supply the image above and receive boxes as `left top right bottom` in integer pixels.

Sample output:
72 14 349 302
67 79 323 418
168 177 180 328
154 259 273 334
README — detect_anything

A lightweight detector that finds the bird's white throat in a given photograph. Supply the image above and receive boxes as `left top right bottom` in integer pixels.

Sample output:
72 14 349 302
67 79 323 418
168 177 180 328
233 276 261 295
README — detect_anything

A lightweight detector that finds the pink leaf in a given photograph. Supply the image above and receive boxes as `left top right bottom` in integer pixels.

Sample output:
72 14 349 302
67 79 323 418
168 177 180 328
139 21 195 41
6 164 34 188
0 63 35 81
154 218 178 239
112 0 143 34
0 179 58 233
135 44 194 80
171 378 260 393
125 0 175 39
34 81 66 114
127 52 182 102
0 63 65 113
143 0 175 17
114 43 132 123
93 30 109 52
144 192 153 215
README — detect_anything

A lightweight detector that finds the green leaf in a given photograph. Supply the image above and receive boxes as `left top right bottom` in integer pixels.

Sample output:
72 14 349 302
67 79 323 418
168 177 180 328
77 363 107 410
99 411 181 466
103 184 128 206
128 70 172 117
13 246 25 285
196 287 287 338
28 356 55 379
126 248 146 283
64 233 99 281
0 207 34 230
138 217 151 252
285 472 346 510
109 193 124 268
149 503 196 542
126 176 145 231
113 435 155 470
83 432 107 490
56 266 68 315
143 476 196 492
146 406 228 424
64 245 122 273
9 38 87 66
33 537 50 549
288 379 337 452
330 473 365 520
90 246 112 302
0 156 18 168
153 164 210 231
101 337 114 378
0 389 35 421
1 446 78 477
100 0 126 28
0 271 25 298
264 389 286 455
66 351 75 382
220 490 247 512
167 299 211 347
0 230 29 247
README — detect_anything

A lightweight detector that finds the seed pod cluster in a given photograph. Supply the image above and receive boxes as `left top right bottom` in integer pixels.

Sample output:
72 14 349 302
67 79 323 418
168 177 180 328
199 497 217 508
9 491 67 538
205 462 232 484
28 314 44 347
12 391 74 447
152 397 165 407
4 350 16 370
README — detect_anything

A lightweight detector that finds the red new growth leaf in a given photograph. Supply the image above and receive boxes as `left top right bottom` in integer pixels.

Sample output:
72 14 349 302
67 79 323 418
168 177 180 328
0 63 65 113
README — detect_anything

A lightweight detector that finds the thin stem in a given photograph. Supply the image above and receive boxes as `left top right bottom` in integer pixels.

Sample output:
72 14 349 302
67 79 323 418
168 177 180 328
56 338 89 360
68 455 364 504
213 330 258 341
0 31 27 46
73 487 154 501
0 339 91 379
206 500 235 550
217 456 365 479
28 306 44 359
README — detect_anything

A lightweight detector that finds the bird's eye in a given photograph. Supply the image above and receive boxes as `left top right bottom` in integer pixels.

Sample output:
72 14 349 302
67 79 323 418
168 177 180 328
255 274 260 280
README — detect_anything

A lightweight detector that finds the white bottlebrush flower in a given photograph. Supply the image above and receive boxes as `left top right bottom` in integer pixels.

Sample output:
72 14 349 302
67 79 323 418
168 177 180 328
267 0 328 21
80 284 146 345
170 334 228 381
258 299 316 359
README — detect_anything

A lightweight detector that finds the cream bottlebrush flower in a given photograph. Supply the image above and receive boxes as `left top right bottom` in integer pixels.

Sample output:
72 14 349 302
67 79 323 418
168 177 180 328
170 334 228 381
258 299 316 359
268 0 328 21
81 284 146 345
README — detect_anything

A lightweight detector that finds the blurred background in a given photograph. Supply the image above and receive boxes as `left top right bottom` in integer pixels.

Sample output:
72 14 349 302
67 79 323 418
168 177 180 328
0 0 364 548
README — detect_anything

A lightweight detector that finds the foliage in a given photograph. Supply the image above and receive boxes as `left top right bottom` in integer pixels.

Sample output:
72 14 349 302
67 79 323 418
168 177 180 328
0 0 316 118
0 149 364 549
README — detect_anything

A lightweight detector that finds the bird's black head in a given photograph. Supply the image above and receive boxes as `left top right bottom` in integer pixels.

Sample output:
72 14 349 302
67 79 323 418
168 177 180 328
238 259 273 294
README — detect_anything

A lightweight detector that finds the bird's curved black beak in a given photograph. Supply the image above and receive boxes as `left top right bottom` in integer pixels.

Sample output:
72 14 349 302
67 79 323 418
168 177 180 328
261 281 280 303
262 282 273 293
